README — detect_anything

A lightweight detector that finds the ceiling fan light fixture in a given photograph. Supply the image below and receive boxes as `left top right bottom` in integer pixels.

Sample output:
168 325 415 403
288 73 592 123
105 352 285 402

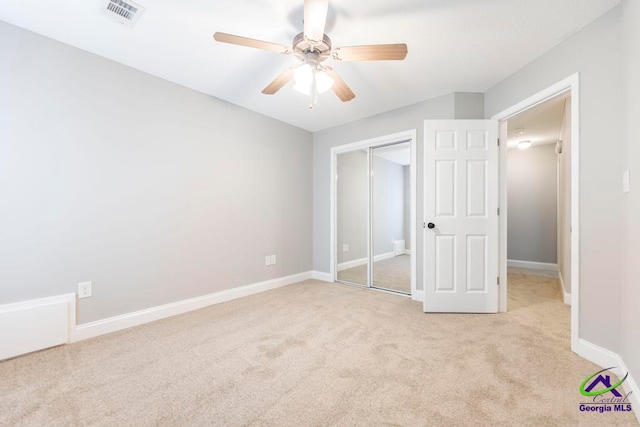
294 63 314 86
213 0 407 104
518 140 532 150
293 82 311 96
315 70 334 94
293 63 334 96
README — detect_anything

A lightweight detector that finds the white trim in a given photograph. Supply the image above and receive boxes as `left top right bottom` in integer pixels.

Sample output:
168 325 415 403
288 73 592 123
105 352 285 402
370 286 411 298
492 72 580 354
491 75 576 121
618 357 640 422
404 249 412 255
0 293 76 360
413 290 424 303
367 147 373 290
338 257 368 272
409 135 417 300
337 252 396 272
507 259 558 271
374 252 395 263
330 129 417 298
577 339 619 371
558 272 571 306
576 339 640 423
74 271 312 341
312 271 333 282
499 121 508 313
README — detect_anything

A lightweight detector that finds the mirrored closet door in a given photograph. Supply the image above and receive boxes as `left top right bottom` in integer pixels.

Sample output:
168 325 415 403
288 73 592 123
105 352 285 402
336 150 369 286
372 142 411 294
335 141 412 295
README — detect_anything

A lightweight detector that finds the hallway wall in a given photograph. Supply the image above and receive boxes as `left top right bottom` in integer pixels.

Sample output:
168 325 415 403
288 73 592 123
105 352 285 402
507 144 558 264
485 7 623 352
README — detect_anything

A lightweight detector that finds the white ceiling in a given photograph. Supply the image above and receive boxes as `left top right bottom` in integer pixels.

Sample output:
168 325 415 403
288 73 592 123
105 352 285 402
0 0 619 132
507 93 569 149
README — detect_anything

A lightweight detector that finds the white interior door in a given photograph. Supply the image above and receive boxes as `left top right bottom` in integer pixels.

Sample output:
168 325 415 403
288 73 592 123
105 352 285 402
423 120 499 313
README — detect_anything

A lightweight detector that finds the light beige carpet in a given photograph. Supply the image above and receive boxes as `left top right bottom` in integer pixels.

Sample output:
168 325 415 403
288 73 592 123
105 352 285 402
338 254 411 293
1 270 637 426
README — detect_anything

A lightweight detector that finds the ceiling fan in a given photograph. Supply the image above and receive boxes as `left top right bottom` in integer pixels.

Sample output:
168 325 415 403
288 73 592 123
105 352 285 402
213 0 408 107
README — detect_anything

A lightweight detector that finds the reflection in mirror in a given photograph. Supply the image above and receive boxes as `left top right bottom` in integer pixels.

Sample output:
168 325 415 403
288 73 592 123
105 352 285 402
372 142 411 294
336 150 368 286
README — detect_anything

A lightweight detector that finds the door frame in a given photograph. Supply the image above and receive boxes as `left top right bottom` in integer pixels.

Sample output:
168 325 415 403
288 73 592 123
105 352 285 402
330 129 418 298
491 73 580 353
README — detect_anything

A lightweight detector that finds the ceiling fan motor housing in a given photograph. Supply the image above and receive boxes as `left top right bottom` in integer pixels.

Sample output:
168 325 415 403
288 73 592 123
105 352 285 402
293 32 332 62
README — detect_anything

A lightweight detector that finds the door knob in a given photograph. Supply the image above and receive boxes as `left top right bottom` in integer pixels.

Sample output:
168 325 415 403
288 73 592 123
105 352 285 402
427 222 436 229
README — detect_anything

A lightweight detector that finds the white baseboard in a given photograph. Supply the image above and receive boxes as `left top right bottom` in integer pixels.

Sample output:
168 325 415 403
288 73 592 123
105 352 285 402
404 249 412 255
75 271 312 342
576 338 640 422
558 272 571 306
0 294 76 360
507 259 558 271
337 252 396 272
577 338 620 370
374 252 395 263
312 271 333 282
337 257 367 272
617 355 640 422
412 290 424 302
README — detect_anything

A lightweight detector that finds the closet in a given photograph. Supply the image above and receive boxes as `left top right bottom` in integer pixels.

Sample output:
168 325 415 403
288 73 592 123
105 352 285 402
336 141 412 294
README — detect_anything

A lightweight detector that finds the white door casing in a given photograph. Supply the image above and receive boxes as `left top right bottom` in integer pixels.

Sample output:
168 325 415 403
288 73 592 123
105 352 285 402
423 120 499 313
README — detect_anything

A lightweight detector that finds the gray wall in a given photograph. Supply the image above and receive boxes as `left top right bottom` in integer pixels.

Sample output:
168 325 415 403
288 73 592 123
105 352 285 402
507 144 558 264
557 99 572 294
373 155 405 256
336 151 368 264
485 7 624 352
0 22 313 324
621 0 640 390
454 93 486 120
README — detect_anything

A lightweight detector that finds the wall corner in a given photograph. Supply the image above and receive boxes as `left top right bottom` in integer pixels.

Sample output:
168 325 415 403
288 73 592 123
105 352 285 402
453 92 485 119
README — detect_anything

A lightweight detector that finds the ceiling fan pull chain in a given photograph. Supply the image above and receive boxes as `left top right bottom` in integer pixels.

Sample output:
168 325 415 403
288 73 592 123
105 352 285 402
310 72 319 108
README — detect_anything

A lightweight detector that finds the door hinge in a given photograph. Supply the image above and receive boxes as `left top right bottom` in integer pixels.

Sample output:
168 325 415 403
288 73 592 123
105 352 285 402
497 277 500 285
497 207 500 216
497 138 500 146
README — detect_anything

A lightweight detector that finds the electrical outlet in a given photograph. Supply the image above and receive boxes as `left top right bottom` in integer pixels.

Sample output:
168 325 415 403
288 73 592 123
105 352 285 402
265 256 271 266
270 255 277 265
78 281 92 299
343 244 349 252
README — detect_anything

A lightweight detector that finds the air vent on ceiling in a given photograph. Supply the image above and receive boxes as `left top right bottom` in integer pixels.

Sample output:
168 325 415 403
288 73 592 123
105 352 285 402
100 0 145 28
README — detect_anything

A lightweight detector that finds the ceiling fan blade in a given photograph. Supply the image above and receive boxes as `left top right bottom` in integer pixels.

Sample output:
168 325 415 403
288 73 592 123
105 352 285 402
262 67 296 95
324 67 355 102
303 0 329 44
332 44 408 61
213 32 291 54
